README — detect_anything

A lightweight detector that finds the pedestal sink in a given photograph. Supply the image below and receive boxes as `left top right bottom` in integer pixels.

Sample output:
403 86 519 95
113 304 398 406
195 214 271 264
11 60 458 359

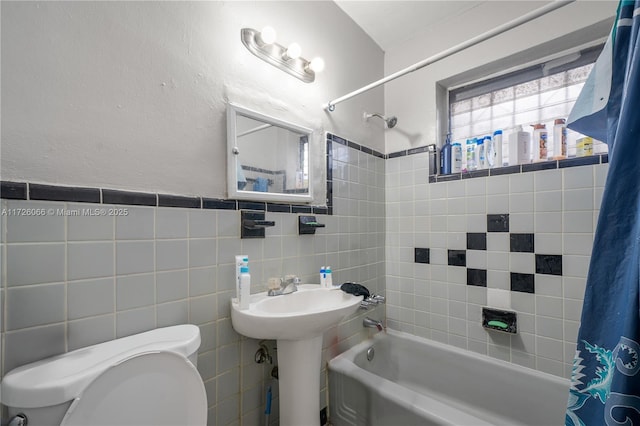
231 284 363 426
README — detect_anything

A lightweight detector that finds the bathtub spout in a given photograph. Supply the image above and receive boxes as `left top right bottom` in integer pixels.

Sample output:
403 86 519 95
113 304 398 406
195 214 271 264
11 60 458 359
363 317 383 331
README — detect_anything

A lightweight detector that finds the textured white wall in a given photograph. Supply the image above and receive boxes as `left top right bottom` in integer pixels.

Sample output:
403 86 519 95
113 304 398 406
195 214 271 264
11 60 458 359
383 0 617 153
1 1 385 201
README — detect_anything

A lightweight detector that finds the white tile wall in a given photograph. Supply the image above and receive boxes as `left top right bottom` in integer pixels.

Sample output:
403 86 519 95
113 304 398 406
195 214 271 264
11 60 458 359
386 159 607 378
0 140 385 425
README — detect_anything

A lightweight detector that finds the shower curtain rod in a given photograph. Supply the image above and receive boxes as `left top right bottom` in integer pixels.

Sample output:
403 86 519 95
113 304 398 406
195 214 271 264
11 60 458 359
324 0 576 112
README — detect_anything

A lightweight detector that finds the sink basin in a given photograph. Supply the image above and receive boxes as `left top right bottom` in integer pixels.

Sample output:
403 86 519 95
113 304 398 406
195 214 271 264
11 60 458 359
231 284 363 426
231 284 363 340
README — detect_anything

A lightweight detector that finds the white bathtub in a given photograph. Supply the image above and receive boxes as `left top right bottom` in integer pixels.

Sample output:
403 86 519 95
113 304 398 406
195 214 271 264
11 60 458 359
328 329 569 426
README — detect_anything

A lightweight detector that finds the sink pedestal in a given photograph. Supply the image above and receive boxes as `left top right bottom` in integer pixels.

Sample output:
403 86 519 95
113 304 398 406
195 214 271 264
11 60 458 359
277 335 323 426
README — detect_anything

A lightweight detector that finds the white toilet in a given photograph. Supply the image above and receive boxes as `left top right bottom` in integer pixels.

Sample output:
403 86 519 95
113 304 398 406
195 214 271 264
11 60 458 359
1 324 208 426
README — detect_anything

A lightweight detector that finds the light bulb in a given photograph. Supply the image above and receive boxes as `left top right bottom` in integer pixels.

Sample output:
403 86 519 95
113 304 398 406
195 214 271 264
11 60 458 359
308 57 325 73
284 43 301 60
259 26 277 44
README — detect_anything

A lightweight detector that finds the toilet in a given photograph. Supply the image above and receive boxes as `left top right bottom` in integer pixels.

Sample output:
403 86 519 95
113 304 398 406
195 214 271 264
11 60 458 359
1 324 207 426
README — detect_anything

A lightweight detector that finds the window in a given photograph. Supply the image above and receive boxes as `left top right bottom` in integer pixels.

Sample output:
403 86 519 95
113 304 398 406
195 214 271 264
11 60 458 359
448 45 607 160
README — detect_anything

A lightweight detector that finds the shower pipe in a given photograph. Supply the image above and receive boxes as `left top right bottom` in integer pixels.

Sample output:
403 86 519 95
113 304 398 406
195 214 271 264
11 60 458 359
324 0 576 112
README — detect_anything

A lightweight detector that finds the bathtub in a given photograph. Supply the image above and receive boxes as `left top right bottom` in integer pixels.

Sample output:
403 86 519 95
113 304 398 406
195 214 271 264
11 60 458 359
328 329 569 426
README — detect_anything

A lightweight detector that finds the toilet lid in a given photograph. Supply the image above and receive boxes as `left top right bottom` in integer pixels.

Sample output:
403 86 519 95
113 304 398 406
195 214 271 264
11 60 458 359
61 351 207 426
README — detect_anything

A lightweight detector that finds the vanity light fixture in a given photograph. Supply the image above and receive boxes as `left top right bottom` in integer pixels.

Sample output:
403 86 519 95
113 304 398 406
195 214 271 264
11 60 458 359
241 27 324 83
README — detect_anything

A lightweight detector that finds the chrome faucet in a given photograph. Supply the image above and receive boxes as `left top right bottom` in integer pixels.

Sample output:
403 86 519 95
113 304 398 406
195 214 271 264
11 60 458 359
363 317 384 331
267 275 300 296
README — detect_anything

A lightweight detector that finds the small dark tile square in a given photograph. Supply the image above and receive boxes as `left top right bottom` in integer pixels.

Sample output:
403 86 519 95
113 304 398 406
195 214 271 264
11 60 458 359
267 203 291 213
361 146 374 155
601 154 609 163
522 161 558 173
489 165 521 176
347 141 361 151
511 273 535 293
536 254 563 276
415 248 430 264
0 181 28 200
448 250 466 267
467 233 487 250
436 173 461 182
510 233 535 253
467 268 487 287
388 150 407 159
559 156 600 168
372 150 385 159
313 206 329 215
462 169 489 179
428 175 437 183
408 146 429 155
332 135 347 146
487 214 509 232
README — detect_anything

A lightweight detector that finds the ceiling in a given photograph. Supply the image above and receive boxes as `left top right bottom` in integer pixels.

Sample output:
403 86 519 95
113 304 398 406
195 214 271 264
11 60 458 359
333 1 486 52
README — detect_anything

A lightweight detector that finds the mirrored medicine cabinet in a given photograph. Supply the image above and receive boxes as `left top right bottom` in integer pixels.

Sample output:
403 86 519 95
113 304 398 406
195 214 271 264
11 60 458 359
227 102 314 203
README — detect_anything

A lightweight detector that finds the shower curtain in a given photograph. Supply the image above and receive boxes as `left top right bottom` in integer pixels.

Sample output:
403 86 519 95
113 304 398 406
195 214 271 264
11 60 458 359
565 1 640 425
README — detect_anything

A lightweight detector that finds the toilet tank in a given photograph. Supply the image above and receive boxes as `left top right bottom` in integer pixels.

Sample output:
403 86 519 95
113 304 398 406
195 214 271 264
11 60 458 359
1 324 201 424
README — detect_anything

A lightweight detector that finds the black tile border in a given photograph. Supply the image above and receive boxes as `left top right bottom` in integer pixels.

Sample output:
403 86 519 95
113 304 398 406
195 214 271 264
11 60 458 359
158 194 201 209
428 154 608 183
0 181 27 200
467 233 487 251
30 184 101 203
103 189 157 206
467 268 487 287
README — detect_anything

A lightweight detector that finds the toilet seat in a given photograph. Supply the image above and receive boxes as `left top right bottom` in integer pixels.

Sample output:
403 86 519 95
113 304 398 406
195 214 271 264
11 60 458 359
60 351 207 426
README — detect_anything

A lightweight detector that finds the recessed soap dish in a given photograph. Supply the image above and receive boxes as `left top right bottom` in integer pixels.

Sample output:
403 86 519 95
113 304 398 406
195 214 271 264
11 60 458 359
482 307 517 334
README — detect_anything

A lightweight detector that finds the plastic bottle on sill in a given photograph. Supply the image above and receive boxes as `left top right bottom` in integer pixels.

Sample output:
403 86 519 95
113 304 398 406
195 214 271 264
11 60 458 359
477 138 486 169
553 118 567 159
239 266 251 310
451 142 463 173
466 138 477 170
531 123 548 162
440 135 452 174
492 130 503 167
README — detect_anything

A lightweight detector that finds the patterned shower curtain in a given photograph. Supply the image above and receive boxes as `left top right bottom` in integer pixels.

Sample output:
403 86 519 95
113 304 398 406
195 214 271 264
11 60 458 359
565 1 640 425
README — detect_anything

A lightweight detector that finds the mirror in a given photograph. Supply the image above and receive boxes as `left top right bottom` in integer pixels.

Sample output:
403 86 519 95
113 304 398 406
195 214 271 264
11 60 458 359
227 102 313 203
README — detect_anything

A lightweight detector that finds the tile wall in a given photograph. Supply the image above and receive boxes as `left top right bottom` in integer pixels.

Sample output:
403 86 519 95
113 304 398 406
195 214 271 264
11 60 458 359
0 138 385 425
385 151 607 378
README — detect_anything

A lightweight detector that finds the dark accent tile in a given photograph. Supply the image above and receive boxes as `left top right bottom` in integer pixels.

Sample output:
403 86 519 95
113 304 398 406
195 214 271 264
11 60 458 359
313 206 329 215
372 150 384 159
467 233 487 250
428 176 437 183
462 169 489 179
332 135 347 146
559 156 600 168
436 173 461 182
601 154 609 164
487 214 509 232
448 250 466 267
407 146 429 155
388 150 407 159
347 141 360 151
0 181 28 200
202 198 237 210
489 165 521 176
510 233 535 253
522 161 558 173
30 184 101 203
326 133 334 141
238 201 265 211
103 189 157 206
158 194 201 208
414 248 430 264
510 273 535 293
291 205 312 213
326 181 333 205
361 146 373 155
267 203 291 213
536 254 563 276
467 268 487 287
327 206 333 216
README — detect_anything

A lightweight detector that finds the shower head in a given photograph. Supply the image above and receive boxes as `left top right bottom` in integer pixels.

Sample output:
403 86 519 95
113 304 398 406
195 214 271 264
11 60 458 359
364 112 398 129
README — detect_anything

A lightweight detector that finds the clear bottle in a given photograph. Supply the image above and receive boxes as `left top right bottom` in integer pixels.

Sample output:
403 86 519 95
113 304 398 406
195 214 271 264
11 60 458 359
477 138 486 169
493 130 504 167
325 266 333 287
531 124 548 161
239 266 251 310
466 138 477 170
235 255 248 302
451 142 463 173
553 118 567 159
